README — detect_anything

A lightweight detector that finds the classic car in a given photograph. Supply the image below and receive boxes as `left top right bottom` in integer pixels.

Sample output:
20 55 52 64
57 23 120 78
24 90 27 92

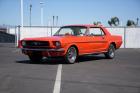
19 24 122 64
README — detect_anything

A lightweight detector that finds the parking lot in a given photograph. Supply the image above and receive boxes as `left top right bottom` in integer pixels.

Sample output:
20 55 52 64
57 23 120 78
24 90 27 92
0 43 140 93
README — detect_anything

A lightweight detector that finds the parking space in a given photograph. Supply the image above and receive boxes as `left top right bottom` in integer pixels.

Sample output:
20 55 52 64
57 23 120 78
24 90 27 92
0 43 140 93
0 44 57 93
61 51 140 93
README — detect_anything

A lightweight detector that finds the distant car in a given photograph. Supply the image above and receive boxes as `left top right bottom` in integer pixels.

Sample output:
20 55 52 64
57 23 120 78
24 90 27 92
19 24 122 64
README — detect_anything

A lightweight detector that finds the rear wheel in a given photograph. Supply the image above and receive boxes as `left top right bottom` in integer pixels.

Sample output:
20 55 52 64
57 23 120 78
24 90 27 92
104 44 115 59
65 47 77 64
28 52 43 63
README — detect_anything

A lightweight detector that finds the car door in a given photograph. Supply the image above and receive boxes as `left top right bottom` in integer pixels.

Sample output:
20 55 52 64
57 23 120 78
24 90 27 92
88 27 108 52
73 27 93 54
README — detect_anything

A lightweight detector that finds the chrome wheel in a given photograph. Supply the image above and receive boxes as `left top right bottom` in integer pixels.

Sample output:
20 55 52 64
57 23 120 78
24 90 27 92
65 47 77 64
105 44 115 59
109 47 115 58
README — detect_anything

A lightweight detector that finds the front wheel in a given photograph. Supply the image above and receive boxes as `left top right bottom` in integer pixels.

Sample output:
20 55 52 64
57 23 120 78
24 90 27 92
65 47 78 64
104 44 115 59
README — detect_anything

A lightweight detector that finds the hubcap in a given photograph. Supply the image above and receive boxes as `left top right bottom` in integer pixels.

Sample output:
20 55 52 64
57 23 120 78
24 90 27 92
67 47 77 63
109 48 114 58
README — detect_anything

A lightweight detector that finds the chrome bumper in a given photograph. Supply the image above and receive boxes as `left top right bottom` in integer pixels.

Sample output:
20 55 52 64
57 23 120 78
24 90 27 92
21 48 65 52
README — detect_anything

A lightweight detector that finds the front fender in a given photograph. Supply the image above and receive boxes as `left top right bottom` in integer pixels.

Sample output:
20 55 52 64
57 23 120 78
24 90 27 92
62 43 79 55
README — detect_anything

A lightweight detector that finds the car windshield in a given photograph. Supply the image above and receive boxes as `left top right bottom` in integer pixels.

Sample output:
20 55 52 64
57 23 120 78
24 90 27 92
54 26 87 36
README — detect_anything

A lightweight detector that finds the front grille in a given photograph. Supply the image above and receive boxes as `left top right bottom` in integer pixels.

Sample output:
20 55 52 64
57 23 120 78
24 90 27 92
23 41 50 48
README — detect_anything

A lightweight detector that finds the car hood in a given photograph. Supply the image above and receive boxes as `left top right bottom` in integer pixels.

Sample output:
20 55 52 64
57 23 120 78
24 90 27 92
22 36 87 44
22 36 63 41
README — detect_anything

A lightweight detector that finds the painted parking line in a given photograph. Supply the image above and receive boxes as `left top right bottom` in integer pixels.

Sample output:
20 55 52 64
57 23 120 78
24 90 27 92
53 64 62 93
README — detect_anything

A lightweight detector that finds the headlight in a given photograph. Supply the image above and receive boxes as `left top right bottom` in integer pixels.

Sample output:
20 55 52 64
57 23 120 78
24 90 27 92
56 41 61 47
53 41 61 48
22 41 26 46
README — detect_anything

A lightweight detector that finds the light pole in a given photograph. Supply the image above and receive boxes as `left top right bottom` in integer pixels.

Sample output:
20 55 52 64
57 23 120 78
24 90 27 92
21 0 23 27
56 16 58 26
29 4 32 27
137 18 139 26
52 16 58 27
40 2 44 26
53 16 55 27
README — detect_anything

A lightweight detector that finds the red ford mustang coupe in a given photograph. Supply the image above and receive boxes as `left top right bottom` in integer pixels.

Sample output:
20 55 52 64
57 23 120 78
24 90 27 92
19 24 122 64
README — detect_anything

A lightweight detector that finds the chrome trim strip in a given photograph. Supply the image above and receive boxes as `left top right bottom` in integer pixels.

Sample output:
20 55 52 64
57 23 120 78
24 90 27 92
79 51 107 55
21 48 65 52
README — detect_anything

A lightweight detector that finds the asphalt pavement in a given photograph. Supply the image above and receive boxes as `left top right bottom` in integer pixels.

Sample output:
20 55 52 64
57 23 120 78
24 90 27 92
0 43 140 93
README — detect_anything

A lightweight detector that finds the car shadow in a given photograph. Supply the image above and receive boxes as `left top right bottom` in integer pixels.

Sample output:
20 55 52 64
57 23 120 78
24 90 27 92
16 55 106 65
77 55 106 62
16 58 66 65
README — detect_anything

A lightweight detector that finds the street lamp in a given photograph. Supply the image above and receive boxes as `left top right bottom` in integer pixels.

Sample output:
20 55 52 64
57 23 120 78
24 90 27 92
40 2 44 26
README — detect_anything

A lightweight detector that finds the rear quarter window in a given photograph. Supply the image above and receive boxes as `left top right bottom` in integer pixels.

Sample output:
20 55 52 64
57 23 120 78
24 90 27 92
89 28 105 36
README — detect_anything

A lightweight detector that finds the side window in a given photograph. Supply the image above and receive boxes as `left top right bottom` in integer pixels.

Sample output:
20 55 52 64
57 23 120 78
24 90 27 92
89 28 105 36
79 28 87 36
59 28 74 35
74 27 87 36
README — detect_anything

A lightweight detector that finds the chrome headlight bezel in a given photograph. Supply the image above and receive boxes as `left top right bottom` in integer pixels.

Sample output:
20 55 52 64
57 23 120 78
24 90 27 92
22 41 26 46
53 41 61 48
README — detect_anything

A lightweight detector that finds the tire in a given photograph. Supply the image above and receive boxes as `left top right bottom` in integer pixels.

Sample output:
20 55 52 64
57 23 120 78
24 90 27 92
104 44 115 59
65 47 77 64
28 53 43 63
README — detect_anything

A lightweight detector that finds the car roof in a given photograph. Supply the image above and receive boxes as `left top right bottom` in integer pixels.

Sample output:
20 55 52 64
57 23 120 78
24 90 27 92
62 24 103 28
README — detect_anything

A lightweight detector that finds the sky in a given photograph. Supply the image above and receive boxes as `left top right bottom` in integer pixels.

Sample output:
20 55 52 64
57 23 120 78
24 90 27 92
0 0 140 26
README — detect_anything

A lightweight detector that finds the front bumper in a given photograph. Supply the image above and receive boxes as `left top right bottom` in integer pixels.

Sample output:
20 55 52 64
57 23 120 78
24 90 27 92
21 48 65 52
21 48 65 57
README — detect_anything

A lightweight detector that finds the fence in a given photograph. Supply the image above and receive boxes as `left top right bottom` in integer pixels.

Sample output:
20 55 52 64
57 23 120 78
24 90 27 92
107 27 140 48
9 26 140 48
0 26 16 43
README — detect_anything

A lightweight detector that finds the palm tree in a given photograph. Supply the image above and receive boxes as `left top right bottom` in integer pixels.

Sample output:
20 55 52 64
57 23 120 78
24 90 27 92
108 20 112 26
126 20 136 26
108 17 120 26
93 21 101 25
